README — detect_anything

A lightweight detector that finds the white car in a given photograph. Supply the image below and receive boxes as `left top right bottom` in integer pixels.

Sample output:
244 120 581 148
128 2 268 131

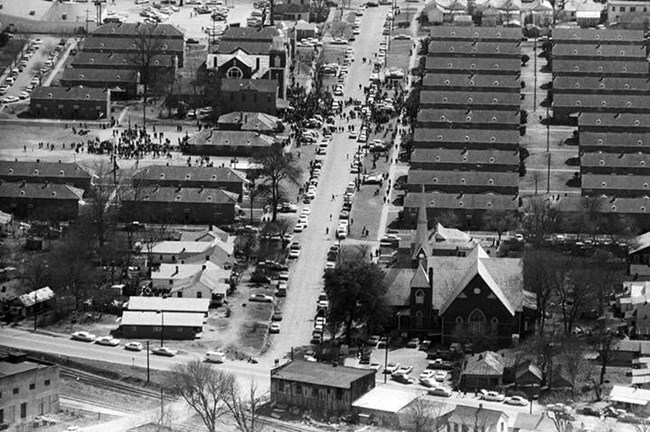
324 261 336 270
505 395 528 406
428 386 453 397
434 371 448 381
384 362 400 374
18 91 30 100
2 96 19 104
249 293 274 303
71 331 96 342
206 350 226 363
294 222 305 233
125 342 144 351
151 347 177 357
481 390 506 402
419 370 436 380
270 323 281 333
95 336 120 346
289 249 300 259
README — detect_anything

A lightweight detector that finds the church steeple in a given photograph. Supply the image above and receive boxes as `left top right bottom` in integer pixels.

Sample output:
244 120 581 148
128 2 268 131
411 186 429 265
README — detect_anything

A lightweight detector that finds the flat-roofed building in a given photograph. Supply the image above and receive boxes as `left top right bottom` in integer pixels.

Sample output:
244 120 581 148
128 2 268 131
411 148 520 172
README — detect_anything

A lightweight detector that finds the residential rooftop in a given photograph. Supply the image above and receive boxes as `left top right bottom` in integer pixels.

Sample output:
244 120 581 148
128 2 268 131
552 59 649 75
417 109 520 126
430 26 522 41
413 128 520 144
422 74 522 91
124 186 238 204
404 191 519 210
551 27 645 43
411 148 520 165
408 170 519 187
424 56 521 73
271 360 375 389
31 86 109 102
121 311 204 327
428 41 521 57
420 91 521 108
0 160 90 179
133 165 247 184
552 76 650 92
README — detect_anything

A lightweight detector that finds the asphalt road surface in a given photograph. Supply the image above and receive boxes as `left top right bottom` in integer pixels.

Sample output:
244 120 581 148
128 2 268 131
262 5 390 362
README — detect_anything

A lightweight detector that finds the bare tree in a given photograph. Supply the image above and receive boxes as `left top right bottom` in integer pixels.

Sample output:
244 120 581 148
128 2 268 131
559 335 586 395
530 170 543 195
546 405 573 432
482 209 518 242
252 143 302 222
223 380 267 432
521 196 560 246
406 396 446 432
589 317 621 394
170 360 235 432
87 160 117 248
130 24 175 131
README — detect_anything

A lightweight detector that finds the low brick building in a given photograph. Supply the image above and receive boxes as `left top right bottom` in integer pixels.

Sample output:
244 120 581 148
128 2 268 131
0 160 91 192
30 86 110 120
220 79 279 115
270 361 376 415
183 130 275 157
0 352 60 429
60 68 139 99
0 181 83 220
120 186 238 225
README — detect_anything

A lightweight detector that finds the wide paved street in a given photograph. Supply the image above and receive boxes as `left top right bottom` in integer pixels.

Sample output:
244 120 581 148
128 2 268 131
263 5 391 362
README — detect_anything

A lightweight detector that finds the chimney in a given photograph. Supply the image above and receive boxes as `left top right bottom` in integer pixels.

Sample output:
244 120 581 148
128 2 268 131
202 264 206 270
428 267 433 288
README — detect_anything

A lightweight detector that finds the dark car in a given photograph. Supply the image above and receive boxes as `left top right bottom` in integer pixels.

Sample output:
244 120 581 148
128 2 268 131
580 407 601 417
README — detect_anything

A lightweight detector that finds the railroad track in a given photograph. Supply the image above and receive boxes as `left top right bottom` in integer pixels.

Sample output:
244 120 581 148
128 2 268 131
60 366 161 399
258 416 322 432
60 395 142 415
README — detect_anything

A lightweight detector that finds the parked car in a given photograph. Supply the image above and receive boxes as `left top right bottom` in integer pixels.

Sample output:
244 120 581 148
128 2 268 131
580 406 601 417
272 311 283 321
95 336 120 346
206 350 226 363
428 387 453 397
151 347 177 357
419 370 436 380
480 390 505 402
71 331 96 342
397 365 413 375
392 373 415 384
406 338 419 348
367 335 381 345
249 293 274 303
384 362 400 374
125 342 144 351
505 395 528 406
370 362 382 371
434 371 448 381
270 323 281 333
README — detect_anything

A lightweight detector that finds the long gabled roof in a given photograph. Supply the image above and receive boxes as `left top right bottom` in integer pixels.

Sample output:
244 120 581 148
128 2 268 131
582 174 650 191
61 68 139 83
271 360 375 389
579 113 650 128
551 28 645 43
220 79 278 93
463 350 505 375
92 23 184 38
413 128 520 144
581 153 650 169
430 26 521 41
82 35 185 52
124 186 238 204
417 109 520 126
408 170 519 187
134 165 247 184
0 182 84 200
425 56 521 73
578 132 650 148
187 130 275 147
422 74 521 90
72 51 174 67
552 59 648 75
31 86 108 102
420 90 521 107
0 160 90 179
411 148 520 165
404 191 519 210
552 44 647 59
428 41 521 56
552 76 650 92
553 94 650 109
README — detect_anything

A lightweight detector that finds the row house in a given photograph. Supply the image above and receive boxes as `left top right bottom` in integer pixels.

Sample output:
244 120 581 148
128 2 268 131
430 26 522 42
81 34 185 67
552 94 650 123
0 160 91 192
422 74 522 93
413 129 521 151
580 153 650 176
427 40 522 59
407 170 519 195
552 76 650 95
581 173 650 198
578 132 650 154
420 91 521 111
578 113 650 133
551 28 646 45
552 59 649 77
30 86 110 120
551 43 648 61
60 68 139 99
410 148 520 172
417 109 520 130
0 181 82 220
424 57 521 76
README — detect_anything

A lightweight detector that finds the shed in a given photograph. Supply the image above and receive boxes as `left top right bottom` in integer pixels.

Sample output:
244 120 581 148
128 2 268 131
461 351 505 391
119 311 203 340
610 385 650 415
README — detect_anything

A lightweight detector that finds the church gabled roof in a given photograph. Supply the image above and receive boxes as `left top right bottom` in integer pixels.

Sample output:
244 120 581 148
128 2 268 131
410 263 430 288
412 186 430 261
437 245 519 316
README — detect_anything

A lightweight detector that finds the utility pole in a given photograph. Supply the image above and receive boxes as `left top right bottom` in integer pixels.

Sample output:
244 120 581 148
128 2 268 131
33 289 37 331
383 337 389 384
146 341 150 383
547 153 551 194
533 37 537 112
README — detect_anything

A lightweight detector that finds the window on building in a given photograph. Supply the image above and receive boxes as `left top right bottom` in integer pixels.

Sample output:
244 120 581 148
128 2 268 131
455 316 463 331
468 308 486 334
491 317 499 335
611 6 615 11
226 67 243 79
620 6 626 11
631 6 636 11
169 280 174 285
336 389 343 400
13 388 18 395
230 94 234 102
0 408 3 424
415 289 425 304
20 403 26 419
197 292 202 298
279 382 285 392
415 311 424 328
296 384 302 395
177 292 183 298
312 387 318 397
44 380 50 386
29 383 35 390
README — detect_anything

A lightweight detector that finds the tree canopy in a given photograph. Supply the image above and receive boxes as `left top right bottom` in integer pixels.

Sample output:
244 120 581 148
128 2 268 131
323 256 391 345
252 142 301 221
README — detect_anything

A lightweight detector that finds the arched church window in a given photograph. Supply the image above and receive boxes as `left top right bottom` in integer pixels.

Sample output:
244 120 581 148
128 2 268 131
468 308 486 334
491 317 499 335
226 66 243 79
415 289 425 304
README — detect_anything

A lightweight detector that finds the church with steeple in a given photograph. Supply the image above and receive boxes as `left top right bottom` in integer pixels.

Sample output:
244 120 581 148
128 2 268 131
383 191 536 347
